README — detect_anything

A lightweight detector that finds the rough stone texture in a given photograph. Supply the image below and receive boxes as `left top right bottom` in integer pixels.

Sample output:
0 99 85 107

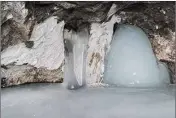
116 2 175 62
1 2 32 51
1 17 65 70
86 15 121 85
1 64 63 88
152 34 175 62
1 16 65 87
151 35 175 84
1 1 175 87
1 2 28 24
26 2 113 29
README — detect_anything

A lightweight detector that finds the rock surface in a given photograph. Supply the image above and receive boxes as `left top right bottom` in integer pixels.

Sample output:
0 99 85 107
1 16 65 87
1 2 31 51
1 17 65 70
1 2 175 87
86 15 121 85
1 65 63 88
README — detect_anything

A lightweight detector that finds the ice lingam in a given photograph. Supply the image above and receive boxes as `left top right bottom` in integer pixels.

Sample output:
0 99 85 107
104 24 170 87
64 24 170 89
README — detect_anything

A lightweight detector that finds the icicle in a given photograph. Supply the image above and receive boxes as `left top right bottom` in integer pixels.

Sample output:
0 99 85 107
64 27 89 90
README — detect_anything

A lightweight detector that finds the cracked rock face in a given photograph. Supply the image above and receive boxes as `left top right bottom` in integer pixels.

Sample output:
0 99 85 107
1 17 65 70
1 65 63 88
1 14 65 87
1 1 175 87
86 15 121 85
1 2 31 51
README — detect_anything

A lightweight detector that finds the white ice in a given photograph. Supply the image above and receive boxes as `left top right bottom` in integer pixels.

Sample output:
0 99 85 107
1 84 175 118
104 25 170 87
64 28 89 89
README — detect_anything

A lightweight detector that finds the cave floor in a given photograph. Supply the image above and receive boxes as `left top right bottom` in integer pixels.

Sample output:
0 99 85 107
1 83 175 118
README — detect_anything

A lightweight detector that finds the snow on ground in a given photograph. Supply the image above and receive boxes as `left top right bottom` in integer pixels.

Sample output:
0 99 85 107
1 83 175 118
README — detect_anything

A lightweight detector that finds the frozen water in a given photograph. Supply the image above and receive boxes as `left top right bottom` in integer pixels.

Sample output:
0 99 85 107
1 84 175 118
64 28 89 89
104 25 170 87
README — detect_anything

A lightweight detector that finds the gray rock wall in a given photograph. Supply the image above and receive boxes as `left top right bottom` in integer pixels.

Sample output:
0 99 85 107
1 2 175 87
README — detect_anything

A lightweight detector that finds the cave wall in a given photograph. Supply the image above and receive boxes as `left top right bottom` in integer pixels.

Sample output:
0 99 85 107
1 1 175 87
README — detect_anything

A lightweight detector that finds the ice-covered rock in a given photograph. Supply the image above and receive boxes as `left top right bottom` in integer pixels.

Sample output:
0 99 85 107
104 25 170 87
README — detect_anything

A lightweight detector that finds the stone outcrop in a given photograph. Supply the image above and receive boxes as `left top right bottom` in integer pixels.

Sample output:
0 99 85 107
1 1 175 87
1 65 63 88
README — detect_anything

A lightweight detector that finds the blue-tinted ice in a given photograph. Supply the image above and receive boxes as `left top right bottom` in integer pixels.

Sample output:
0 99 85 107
104 25 170 87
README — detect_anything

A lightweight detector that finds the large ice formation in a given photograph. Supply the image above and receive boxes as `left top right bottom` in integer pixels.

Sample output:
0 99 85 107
104 25 170 87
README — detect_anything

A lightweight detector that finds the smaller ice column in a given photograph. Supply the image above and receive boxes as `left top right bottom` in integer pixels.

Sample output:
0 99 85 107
64 27 89 90
104 25 170 87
